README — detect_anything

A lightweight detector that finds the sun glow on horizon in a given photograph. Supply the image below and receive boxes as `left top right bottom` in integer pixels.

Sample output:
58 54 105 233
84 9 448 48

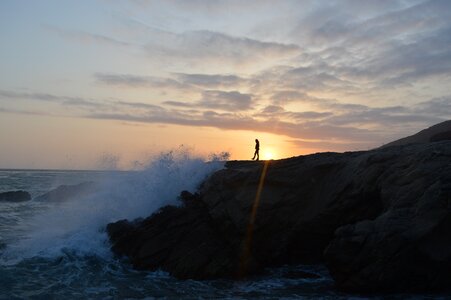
1 1 449 170
262 149 276 160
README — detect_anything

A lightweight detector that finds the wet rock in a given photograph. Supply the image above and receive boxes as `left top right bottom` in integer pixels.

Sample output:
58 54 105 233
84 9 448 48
107 138 451 293
178 190 200 206
107 200 260 279
35 182 96 202
324 152 451 292
430 130 451 142
382 120 451 148
0 190 31 202
283 269 322 279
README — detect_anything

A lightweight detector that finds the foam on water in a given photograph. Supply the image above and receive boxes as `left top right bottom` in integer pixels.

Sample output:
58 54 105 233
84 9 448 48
1 148 228 262
0 151 422 298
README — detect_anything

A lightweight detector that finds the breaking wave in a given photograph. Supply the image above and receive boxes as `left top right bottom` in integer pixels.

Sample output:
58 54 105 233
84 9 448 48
1 148 228 262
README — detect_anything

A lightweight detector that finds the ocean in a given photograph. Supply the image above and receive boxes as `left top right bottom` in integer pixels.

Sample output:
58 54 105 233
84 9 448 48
0 151 423 299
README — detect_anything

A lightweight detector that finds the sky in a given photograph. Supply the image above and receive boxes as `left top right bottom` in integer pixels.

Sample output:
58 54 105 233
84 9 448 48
0 0 450 169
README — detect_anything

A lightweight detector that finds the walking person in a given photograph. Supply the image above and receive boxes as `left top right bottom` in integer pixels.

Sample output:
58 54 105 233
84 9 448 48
252 139 260 161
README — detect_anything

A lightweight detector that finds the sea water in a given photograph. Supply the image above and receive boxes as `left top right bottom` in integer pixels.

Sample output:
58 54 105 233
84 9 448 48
0 150 411 299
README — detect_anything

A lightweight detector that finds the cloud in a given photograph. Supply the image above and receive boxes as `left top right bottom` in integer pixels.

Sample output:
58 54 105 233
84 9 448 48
163 89 256 111
291 0 448 47
260 0 450 97
86 109 380 143
0 89 61 102
375 26 451 86
0 89 167 114
290 111 334 120
135 26 301 70
325 108 443 128
3 86 448 149
199 90 253 111
270 90 368 113
114 100 164 110
416 96 451 116
0 90 102 107
144 29 300 60
94 72 256 96
54 1 451 92
260 105 285 114
289 138 376 152
6 0 451 153
94 73 192 90
45 25 131 48
0 107 53 116
162 100 195 108
174 73 252 88
257 105 333 120
94 15 301 70
271 90 312 104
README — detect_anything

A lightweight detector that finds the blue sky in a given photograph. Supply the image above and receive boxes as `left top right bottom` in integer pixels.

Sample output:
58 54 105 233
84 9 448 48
1 0 450 169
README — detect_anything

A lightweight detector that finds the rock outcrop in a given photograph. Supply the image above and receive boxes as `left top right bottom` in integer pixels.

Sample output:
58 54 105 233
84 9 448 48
324 142 451 292
107 140 451 293
0 190 31 202
382 120 451 148
35 182 96 202
107 192 251 279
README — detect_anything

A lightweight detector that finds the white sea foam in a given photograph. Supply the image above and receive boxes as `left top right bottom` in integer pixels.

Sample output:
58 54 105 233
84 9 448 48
1 148 228 262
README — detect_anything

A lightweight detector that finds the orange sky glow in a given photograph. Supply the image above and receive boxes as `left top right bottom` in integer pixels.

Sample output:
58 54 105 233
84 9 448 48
1 1 450 169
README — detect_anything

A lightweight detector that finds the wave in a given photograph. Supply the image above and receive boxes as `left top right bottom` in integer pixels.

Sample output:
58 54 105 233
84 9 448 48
1 148 228 263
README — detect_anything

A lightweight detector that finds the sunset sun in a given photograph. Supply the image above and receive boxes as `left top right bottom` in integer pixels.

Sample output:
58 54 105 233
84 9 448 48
262 149 276 160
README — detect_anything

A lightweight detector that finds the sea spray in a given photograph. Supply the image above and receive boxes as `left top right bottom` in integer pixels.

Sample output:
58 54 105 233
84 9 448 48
1 149 228 262
0 155 340 298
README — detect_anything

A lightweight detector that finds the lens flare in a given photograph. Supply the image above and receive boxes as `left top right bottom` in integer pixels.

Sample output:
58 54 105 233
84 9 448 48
239 160 270 277
262 150 276 160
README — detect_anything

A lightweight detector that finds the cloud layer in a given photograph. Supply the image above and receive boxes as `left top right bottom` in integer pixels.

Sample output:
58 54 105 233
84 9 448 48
1 0 451 156
2 87 449 150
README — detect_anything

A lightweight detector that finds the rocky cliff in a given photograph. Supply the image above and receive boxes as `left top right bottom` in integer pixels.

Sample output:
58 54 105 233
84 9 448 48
382 120 451 148
107 140 451 293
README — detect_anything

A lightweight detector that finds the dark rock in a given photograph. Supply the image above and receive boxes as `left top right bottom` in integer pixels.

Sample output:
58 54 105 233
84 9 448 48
107 203 260 279
106 138 451 293
430 130 451 142
283 269 322 279
0 190 31 202
106 219 138 246
324 142 451 292
107 149 388 279
200 151 384 269
381 120 451 148
178 190 200 206
35 182 96 202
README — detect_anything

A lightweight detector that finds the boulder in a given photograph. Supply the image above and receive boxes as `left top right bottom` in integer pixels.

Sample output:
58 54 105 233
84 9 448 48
0 190 31 202
324 142 451 292
35 182 96 202
107 191 259 279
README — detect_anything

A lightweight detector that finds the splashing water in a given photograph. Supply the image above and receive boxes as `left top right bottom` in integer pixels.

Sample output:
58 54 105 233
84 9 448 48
0 150 426 298
1 149 228 262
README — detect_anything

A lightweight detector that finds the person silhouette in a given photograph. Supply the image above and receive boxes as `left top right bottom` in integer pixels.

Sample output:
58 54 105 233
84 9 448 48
252 139 260 161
